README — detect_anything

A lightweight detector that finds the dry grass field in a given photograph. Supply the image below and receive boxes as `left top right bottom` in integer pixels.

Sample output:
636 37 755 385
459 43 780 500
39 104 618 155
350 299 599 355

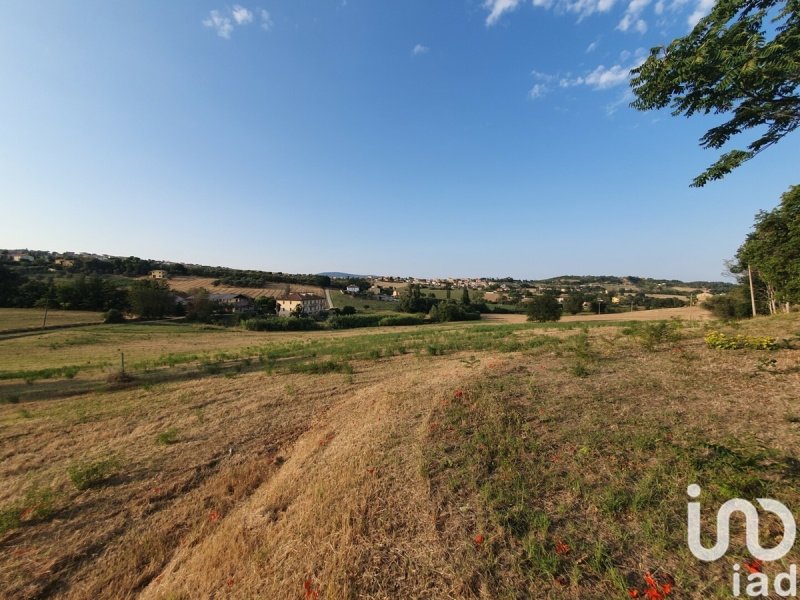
482 305 713 325
165 277 324 299
0 309 104 332
1 314 800 598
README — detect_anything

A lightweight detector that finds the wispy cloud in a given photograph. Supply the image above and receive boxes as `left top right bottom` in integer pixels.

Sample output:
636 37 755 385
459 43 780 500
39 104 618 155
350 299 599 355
484 0 522 26
687 0 714 27
203 5 271 39
260 9 273 30
412 43 429 55
586 40 599 52
203 10 234 39
617 0 650 32
232 5 253 25
531 50 645 100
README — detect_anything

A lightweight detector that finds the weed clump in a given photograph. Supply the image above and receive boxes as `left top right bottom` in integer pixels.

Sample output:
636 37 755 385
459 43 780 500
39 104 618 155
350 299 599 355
704 331 777 350
68 458 120 490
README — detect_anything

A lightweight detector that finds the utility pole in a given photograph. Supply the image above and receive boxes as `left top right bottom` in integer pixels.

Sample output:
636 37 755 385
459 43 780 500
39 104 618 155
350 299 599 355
748 264 757 317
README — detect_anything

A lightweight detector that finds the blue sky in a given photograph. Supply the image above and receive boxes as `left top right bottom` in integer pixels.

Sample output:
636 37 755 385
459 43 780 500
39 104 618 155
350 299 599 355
1 1 797 281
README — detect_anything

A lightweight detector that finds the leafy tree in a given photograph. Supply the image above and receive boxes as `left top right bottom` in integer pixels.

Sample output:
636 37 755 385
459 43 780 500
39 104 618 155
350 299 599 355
562 292 585 315
630 0 800 186
0 265 23 306
186 289 216 322
340 305 356 315
254 296 277 315
129 280 174 319
526 295 561 322
461 286 471 306
736 185 800 311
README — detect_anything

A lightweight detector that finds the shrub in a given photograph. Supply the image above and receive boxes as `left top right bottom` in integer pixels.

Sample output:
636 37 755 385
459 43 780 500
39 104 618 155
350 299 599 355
702 291 753 319
633 321 681 350
327 314 385 329
378 315 425 326
340 305 356 315
526 296 561 322
241 317 320 331
156 428 179 445
104 308 125 323
286 360 353 374
705 331 777 350
68 458 119 490
430 302 481 323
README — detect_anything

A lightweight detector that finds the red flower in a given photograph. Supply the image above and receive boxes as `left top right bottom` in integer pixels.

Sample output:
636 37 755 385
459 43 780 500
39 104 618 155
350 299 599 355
555 541 570 555
209 510 220 522
745 559 763 574
453 389 464 399
628 590 640 598
473 533 485 546
226 578 234 586
304 578 319 599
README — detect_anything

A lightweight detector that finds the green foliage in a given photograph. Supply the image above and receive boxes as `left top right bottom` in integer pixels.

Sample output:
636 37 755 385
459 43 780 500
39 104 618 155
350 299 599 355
327 313 386 328
398 284 438 313
526 295 561 322
0 486 58 533
377 315 425 326
241 317 321 331
630 321 682 350
286 360 353 374
104 308 125 323
186 288 217 323
737 186 800 308
340 305 356 315
702 289 756 319
129 279 174 319
704 330 777 349
155 428 179 445
561 292 585 315
630 0 800 186
68 458 119 490
430 301 481 323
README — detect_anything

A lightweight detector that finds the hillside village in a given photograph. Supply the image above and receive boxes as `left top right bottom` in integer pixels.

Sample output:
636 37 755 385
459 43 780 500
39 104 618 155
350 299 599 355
1 248 732 320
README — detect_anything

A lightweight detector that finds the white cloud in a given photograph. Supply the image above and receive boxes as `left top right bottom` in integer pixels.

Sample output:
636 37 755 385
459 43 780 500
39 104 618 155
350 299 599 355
528 83 548 99
232 5 253 25
586 40 599 52
548 54 645 91
203 5 273 39
260 9 273 30
484 0 521 26
584 64 632 88
687 0 714 27
203 10 234 39
617 0 650 32
412 43 429 55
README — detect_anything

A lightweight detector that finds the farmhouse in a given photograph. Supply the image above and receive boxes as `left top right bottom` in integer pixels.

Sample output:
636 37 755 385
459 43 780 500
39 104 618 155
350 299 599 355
11 254 34 263
276 292 327 316
345 285 360 294
150 270 168 280
207 293 254 312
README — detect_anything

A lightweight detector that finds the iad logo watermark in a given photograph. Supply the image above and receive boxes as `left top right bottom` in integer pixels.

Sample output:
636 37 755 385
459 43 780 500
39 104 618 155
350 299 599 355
687 484 798 597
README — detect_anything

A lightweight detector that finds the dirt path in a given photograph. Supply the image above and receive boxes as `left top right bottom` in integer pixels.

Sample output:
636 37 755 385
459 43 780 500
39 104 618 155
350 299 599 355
141 355 476 599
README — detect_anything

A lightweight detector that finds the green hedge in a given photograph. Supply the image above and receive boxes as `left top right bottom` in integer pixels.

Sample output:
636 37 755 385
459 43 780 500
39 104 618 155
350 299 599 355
241 317 321 331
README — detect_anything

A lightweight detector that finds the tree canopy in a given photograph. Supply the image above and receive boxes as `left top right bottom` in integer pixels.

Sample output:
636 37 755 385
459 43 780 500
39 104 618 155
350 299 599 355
630 0 800 186
736 185 800 311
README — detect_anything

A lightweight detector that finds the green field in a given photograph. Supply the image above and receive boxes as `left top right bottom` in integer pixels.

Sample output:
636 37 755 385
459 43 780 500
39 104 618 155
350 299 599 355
328 290 398 311
0 308 104 332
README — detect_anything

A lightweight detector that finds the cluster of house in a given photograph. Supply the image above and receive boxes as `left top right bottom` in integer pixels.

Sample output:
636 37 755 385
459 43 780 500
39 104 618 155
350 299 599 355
178 290 329 316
